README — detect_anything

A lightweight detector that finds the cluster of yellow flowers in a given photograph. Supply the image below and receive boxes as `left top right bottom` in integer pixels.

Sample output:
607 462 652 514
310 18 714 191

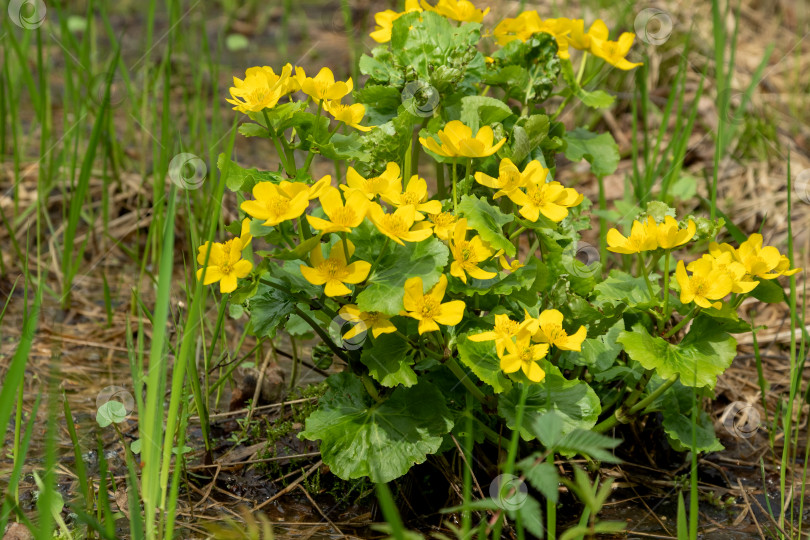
493 13 641 70
475 158 583 223
370 0 641 72
677 234 800 309
228 65 371 132
607 217 801 310
371 0 489 42
469 310 586 382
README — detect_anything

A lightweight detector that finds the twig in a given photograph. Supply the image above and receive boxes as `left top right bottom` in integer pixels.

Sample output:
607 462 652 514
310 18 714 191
297 484 346 538
254 460 323 511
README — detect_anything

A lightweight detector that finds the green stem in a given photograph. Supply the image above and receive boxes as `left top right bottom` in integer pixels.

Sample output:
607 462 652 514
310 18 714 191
509 226 526 241
493 383 530 539
593 374 679 433
436 161 446 200
361 375 383 403
638 253 656 302
445 355 489 406
292 305 348 362
452 157 458 211
660 252 672 332
576 52 589 86
664 306 700 338
340 231 350 263
368 237 390 277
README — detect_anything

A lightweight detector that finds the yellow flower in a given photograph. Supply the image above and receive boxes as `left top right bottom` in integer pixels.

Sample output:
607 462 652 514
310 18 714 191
449 218 496 283
690 253 757 294
296 67 353 102
508 178 584 223
306 186 369 234
429 211 460 241
498 329 548 383
277 175 332 200
401 275 465 334
532 309 586 351
369 0 422 43
368 204 434 245
196 218 253 294
299 239 371 297
323 100 373 132
492 10 542 45
226 64 294 113
588 21 642 71
725 234 802 279
467 312 537 356
499 254 524 272
341 163 401 200
606 217 659 254
421 0 489 23
338 304 397 339
675 258 733 309
419 120 505 158
475 158 545 201
381 175 443 220
655 216 696 249
241 182 309 227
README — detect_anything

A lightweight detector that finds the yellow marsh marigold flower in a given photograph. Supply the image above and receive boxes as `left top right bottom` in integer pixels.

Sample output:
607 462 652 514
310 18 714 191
655 216 696 249
196 218 253 294
306 186 369 234
675 258 733 310
323 100 373 132
606 217 658 254
710 234 802 280
370 0 422 43
588 20 642 71
299 239 371 297
421 0 489 23
475 158 545 201
382 175 443 220
468 312 537 356
532 309 586 351
499 329 548 383
227 64 295 113
507 177 584 223
368 204 433 245
242 176 330 227
499 254 524 272
690 253 757 294
296 67 353 102
492 10 543 46
401 274 465 334
341 163 401 200
449 218 497 283
429 211 461 241
339 304 397 339
419 120 506 158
